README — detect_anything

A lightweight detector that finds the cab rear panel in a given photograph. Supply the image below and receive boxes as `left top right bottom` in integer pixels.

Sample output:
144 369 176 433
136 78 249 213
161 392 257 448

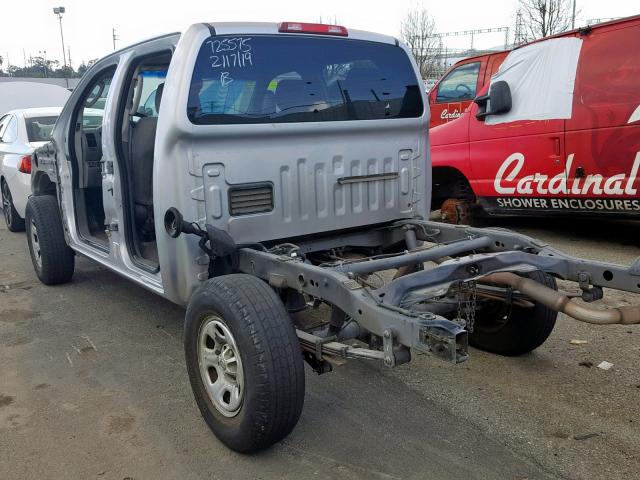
195 124 426 244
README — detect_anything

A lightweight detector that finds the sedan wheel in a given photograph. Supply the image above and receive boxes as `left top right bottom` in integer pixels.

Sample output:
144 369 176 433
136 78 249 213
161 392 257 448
1 180 25 232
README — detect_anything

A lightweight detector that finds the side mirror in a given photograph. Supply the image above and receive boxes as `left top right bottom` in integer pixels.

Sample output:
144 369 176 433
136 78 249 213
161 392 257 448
474 81 512 120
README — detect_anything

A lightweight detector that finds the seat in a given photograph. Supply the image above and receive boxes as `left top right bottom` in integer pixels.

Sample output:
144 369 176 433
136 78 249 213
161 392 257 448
130 83 163 235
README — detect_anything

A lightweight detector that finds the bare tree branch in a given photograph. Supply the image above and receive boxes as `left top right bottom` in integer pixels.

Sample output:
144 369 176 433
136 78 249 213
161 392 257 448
518 0 573 39
400 8 442 79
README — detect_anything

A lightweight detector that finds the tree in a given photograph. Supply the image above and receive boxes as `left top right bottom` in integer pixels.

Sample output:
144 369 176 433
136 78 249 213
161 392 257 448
400 8 442 80
77 59 97 77
518 0 573 39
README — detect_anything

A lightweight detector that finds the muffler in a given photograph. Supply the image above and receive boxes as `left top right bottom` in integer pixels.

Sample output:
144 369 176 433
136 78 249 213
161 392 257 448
481 272 640 325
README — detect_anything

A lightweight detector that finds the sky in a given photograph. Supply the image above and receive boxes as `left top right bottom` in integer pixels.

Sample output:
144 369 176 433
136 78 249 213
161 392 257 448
2 0 638 69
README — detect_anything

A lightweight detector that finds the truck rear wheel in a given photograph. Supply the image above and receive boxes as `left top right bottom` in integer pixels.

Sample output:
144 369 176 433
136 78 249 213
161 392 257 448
184 274 305 452
470 270 557 356
25 195 75 285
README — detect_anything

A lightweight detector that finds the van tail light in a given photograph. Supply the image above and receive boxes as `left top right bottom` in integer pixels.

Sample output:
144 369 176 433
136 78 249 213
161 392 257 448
18 155 32 174
278 22 348 37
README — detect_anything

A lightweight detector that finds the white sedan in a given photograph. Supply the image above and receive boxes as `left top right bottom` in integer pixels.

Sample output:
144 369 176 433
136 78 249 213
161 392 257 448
0 107 62 231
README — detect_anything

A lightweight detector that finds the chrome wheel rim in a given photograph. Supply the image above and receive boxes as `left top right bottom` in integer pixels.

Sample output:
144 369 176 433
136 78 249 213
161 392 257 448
2 183 11 226
30 220 42 268
198 315 244 417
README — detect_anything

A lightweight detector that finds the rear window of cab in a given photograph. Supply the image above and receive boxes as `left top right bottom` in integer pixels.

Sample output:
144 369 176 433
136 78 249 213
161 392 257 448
187 35 424 124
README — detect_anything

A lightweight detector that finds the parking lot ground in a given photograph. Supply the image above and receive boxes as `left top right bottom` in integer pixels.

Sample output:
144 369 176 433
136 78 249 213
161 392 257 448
1 216 639 480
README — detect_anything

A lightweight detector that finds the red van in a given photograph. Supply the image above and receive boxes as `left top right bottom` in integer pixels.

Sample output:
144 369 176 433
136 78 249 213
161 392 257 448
429 16 640 222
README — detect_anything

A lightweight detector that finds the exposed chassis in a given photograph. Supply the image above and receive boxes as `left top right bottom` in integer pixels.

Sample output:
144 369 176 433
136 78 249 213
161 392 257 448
236 219 640 367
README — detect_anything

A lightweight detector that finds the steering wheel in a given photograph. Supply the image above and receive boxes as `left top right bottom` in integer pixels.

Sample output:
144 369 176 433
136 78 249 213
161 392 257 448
455 84 472 97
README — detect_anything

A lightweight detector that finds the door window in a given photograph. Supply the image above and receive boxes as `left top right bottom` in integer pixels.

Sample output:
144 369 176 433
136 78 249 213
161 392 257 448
435 62 480 103
70 66 117 190
80 71 114 126
135 70 168 118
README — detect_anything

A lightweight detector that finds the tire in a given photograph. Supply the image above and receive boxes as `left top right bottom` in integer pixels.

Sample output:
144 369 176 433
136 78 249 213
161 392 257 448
25 195 75 285
1 179 25 232
469 270 557 356
185 274 305 452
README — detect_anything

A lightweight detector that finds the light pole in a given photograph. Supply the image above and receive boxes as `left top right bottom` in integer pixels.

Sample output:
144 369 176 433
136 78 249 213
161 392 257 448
53 7 67 71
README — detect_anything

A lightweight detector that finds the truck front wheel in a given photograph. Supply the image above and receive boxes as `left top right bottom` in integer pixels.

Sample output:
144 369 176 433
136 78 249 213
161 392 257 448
25 195 74 285
470 270 558 356
184 274 305 452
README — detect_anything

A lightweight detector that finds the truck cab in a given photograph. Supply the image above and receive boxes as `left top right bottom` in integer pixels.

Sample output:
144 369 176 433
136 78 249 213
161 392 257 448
32 22 428 303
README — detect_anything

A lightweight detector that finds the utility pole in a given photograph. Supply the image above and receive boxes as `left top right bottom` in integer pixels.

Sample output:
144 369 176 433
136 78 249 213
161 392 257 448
112 28 119 50
571 0 577 29
39 50 48 77
514 10 526 46
53 7 68 70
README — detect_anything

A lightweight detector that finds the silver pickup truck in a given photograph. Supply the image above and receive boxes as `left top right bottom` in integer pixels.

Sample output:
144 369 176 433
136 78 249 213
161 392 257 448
28 21 640 452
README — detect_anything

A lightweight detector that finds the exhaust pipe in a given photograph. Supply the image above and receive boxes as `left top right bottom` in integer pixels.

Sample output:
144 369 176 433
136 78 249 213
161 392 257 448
480 272 640 325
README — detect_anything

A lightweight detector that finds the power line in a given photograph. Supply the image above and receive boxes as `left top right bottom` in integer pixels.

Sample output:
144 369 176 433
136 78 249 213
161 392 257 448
586 17 621 25
423 26 511 51
427 26 510 38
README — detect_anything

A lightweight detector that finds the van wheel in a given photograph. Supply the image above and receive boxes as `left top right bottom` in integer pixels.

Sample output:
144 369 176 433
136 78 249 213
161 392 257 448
470 270 557 356
25 195 74 285
185 274 305 452
1 180 25 232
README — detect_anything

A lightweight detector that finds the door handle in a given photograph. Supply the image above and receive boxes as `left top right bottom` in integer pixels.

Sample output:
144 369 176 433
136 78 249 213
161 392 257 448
552 137 561 156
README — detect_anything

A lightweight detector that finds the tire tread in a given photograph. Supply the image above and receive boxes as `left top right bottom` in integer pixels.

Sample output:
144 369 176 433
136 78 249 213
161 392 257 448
25 195 74 285
185 274 305 452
